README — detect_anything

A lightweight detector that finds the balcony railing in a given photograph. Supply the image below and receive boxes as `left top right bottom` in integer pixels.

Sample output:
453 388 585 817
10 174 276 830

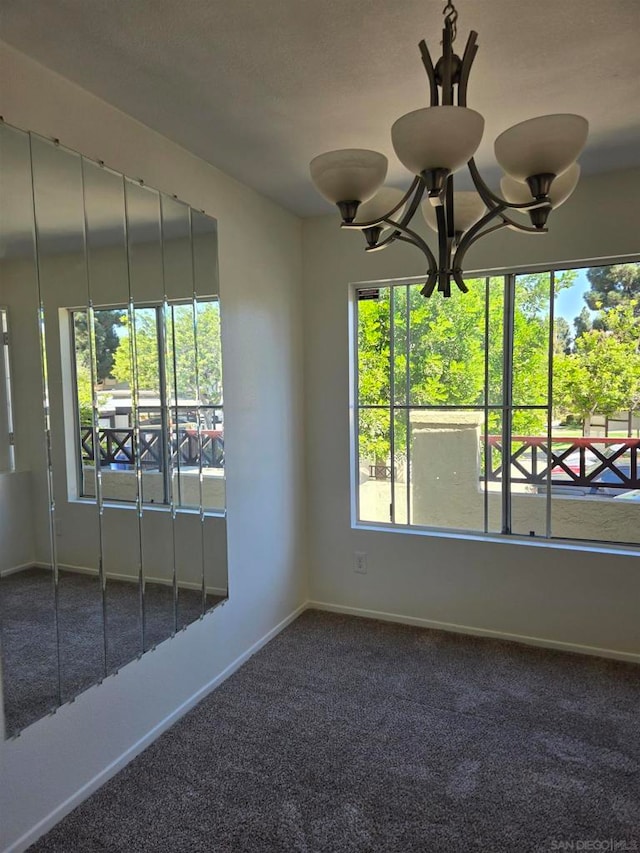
369 436 640 493
485 436 639 492
80 426 224 470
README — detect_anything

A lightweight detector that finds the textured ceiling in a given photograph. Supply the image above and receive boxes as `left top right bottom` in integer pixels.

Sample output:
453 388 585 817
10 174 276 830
1 0 639 217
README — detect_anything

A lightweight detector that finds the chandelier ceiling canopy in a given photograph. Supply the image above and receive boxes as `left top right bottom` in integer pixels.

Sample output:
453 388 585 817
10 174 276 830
309 1 589 297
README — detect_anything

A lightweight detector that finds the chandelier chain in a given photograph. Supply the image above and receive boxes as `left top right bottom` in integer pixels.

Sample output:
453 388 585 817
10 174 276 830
442 0 458 42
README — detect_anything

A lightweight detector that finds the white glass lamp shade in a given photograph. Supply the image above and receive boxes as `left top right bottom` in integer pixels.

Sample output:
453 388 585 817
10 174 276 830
421 191 486 234
494 114 588 181
391 106 485 176
309 149 388 204
500 163 581 209
353 187 405 228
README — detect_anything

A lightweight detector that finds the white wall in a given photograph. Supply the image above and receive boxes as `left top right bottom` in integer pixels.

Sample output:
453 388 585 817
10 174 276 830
302 166 640 659
0 473 34 575
0 41 307 853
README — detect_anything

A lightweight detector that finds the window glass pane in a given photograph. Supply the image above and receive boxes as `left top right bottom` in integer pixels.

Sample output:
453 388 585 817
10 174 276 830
393 410 408 525
550 262 640 545
509 407 549 538
410 407 485 531
357 407 391 524
483 409 503 534
392 285 408 406
487 276 504 406
409 278 486 407
512 272 551 407
357 288 390 406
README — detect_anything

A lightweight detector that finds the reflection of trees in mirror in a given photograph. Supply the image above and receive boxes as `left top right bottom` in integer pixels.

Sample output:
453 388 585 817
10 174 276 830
73 310 124 424
74 310 125 381
112 302 222 406
74 301 222 425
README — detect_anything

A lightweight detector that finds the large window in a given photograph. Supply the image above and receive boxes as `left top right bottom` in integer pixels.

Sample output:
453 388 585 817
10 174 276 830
71 299 224 510
353 262 640 547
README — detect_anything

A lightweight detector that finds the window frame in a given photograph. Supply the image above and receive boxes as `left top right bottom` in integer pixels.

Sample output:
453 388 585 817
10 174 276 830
349 253 640 554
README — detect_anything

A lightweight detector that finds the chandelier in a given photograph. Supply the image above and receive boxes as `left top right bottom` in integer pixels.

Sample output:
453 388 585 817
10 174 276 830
308 1 588 297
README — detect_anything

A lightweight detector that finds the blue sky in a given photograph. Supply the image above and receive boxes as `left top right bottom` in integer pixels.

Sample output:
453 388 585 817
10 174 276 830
555 266 591 324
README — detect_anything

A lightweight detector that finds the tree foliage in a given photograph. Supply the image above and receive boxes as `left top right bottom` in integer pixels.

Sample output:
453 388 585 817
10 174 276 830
357 272 577 462
554 320 639 429
554 262 640 429
573 306 592 340
554 317 571 355
584 263 640 315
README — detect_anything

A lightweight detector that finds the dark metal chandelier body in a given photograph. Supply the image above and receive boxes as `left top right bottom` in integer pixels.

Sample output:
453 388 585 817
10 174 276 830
309 2 588 297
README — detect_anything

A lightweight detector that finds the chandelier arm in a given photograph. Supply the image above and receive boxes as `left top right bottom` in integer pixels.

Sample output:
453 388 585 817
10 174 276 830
467 158 549 211
420 271 439 298
363 228 401 251
499 213 549 234
453 213 549 274
457 31 478 107
452 271 469 294
452 204 507 269
455 221 508 264
435 204 452 295
384 220 438 272
419 40 439 106
435 204 450 267
398 175 427 227
445 175 455 239
340 176 422 231
362 174 429 249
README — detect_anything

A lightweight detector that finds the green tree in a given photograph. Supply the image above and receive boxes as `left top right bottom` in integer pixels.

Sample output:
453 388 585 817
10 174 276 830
554 317 572 355
573 305 592 341
554 320 640 434
556 266 640 431
585 263 640 315
356 272 573 463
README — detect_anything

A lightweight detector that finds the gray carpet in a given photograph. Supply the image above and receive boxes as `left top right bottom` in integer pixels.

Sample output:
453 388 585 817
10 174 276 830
0 568 222 735
27 610 640 852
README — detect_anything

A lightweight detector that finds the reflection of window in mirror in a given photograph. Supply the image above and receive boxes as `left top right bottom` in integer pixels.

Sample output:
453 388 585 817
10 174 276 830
0 308 16 472
65 299 224 511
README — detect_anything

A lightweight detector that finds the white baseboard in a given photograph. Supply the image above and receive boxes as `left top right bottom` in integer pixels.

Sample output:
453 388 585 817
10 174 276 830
307 600 640 664
0 563 36 578
4 600 307 853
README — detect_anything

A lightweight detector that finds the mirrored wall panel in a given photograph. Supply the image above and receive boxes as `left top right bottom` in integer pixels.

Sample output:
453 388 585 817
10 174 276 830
0 121 228 738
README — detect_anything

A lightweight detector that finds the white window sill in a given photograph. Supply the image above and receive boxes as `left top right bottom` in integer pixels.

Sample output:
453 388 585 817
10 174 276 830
352 520 640 559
